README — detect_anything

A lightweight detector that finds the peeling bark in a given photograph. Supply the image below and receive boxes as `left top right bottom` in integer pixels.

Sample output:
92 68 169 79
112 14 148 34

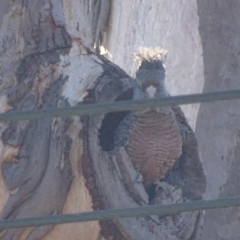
0 51 74 239
0 1 206 240
87 70 205 240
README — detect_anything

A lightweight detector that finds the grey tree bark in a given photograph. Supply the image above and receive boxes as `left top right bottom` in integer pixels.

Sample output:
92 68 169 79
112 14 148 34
106 1 240 239
1 0 236 240
196 1 240 239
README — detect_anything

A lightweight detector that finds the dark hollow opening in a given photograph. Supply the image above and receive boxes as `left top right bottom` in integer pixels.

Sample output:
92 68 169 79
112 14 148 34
99 88 133 151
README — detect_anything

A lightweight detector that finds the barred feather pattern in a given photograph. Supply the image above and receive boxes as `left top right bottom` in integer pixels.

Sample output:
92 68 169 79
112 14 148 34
115 107 183 190
114 47 183 190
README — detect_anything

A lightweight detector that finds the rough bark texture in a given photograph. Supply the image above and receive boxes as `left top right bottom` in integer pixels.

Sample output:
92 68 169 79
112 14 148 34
0 1 99 239
196 1 240 239
1 0 237 239
104 1 240 240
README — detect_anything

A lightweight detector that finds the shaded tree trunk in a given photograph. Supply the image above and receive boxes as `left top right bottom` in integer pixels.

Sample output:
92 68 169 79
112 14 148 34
196 1 240 239
0 1 207 240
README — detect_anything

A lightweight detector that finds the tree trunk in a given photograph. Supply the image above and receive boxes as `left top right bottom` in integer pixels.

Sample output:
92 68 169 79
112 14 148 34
0 0 220 240
196 1 240 239
106 1 240 238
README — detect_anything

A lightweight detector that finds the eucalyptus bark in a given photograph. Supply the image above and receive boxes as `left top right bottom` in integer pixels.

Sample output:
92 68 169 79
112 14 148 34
0 1 208 240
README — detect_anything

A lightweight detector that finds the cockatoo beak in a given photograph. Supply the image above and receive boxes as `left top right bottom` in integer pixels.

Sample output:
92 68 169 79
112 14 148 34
146 85 157 98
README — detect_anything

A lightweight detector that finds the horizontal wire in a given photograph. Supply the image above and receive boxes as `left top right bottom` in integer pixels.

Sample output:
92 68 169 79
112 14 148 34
1 196 240 229
0 89 240 122
0 90 239 229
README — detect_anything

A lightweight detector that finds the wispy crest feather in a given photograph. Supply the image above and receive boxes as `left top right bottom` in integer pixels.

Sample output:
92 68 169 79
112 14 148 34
134 47 167 73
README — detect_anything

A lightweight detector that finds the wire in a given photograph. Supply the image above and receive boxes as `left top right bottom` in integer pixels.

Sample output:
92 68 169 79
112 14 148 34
1 90 240 230
0 89 240 122
1 196 240 229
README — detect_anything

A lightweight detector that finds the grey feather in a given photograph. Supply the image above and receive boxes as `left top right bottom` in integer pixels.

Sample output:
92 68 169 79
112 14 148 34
114 113 134 147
